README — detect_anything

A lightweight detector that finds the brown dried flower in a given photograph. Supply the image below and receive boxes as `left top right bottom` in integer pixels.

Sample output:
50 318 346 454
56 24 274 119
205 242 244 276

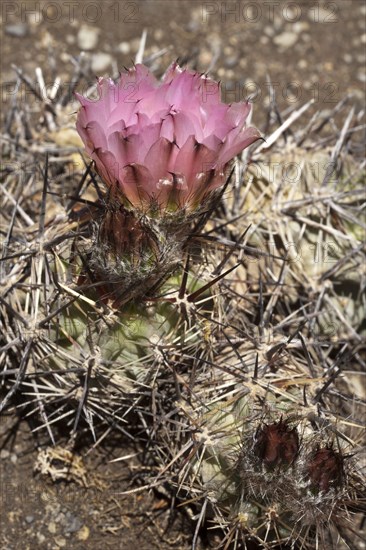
253 419 299 467
306 446 344 493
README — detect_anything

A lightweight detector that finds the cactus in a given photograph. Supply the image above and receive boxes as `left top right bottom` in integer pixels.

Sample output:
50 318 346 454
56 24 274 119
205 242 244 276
1 55 365 550
1 60 255 439
172 358 364 548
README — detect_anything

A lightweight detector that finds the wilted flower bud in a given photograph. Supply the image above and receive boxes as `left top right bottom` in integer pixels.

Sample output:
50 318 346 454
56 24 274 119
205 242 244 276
253 420 299 467
75 62 260 212
306 447 343 493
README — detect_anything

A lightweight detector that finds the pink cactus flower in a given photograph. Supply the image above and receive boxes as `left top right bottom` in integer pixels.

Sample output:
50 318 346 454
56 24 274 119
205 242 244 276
76 62 261 210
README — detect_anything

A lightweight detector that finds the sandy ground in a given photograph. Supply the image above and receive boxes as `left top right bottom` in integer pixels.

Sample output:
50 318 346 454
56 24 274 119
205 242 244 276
2 1 365 125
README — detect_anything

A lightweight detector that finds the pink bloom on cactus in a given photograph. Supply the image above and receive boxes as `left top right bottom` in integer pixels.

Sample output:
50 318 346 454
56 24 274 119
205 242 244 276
76 62 261 210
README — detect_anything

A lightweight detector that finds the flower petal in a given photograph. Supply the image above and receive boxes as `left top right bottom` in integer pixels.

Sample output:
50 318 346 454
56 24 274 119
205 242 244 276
218 126 262 167
144 137 178 182
174 136 217 185
120 163 154 205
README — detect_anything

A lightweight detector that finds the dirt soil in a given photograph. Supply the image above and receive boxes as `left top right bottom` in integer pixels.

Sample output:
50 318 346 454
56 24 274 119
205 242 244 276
1 1 365 548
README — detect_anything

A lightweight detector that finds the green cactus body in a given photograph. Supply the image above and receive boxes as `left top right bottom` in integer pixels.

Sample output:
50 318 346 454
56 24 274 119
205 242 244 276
46 248 208 394
184 378 355 547
244 145 365 339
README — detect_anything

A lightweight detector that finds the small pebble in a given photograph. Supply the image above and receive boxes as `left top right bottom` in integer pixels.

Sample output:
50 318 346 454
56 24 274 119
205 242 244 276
77 25 99 50
198 49 212 67
5 24 28 38
223 46 234 56
48 521 57 534
298 59 308 69
91 53 112 73
37 533 46 544
55 512 66 524
76 525 90 541
293 22 310 33
66 35 76 45
54 535 67 548
273 31 298 50
187 20 200 32
117 42 131 54
154 29 163 41
25 515 34 524
224 55 239 69
64 515 83 534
